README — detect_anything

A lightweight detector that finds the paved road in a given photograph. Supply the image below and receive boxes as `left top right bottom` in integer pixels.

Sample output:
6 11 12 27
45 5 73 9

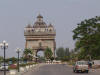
24 64 100 75
8 64 100 75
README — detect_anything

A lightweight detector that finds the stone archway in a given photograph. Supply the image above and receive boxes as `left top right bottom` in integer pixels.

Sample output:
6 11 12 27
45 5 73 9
32 46 47 62
33 46 47 55
24 14 56 62
36 48 45 62
36 48 44 57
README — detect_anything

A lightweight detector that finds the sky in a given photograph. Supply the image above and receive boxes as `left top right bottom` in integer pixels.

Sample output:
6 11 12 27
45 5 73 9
0 0 100 57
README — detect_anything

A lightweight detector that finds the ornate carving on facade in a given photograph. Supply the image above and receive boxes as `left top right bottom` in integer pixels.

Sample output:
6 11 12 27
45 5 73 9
24 14 56 57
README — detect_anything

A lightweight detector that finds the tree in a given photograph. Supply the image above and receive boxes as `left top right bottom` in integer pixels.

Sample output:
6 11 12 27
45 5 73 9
56 47 71 61
0 56 3 63
6 57 17 64
65 48 70 56
56 47 65 59
23 48 33 61
73 16 100 59
44 48 53 60
65 48 70 60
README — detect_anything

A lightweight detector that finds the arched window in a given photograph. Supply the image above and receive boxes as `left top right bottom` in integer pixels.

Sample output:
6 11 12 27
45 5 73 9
49 29 52 32
32 29 34 32
28 30 30 32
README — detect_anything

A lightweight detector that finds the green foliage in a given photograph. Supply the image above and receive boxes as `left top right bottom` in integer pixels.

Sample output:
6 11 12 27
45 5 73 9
38 56 45 62
56 47 70 61
23 48 32 55
73 16 100 60
77 48 86 60
56 47 65 58
7 57 17 63
23 48 33 61
50 57 54 61
44 48 53 60
20 64 26 67
0 56 3 63
3 57 17 64
65 48 70 56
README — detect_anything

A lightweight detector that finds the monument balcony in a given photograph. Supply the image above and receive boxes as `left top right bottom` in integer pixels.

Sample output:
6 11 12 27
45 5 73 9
24 31 56 36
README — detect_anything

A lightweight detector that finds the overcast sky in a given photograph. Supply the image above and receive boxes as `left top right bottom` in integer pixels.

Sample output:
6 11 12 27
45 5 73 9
0 0 100 57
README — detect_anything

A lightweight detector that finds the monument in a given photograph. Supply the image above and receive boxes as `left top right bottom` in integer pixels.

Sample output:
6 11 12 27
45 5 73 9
24 14 56 58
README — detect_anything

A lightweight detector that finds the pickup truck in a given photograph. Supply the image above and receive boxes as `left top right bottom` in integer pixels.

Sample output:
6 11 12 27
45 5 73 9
73 61 89 73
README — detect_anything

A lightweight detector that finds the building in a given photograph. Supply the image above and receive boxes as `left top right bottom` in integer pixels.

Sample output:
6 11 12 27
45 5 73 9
24 14 56 58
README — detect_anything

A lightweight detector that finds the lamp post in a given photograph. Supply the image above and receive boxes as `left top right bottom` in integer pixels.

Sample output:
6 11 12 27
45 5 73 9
0 40 8 75
16 48 21 72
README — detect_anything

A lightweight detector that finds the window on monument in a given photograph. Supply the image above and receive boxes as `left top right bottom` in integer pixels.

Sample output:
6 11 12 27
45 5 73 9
28 30 30 32
32 29 34 32
49 29 52 32
45 29 47 31
47 29 48 31
39 23 41 25
39 18 42 21
38 29 41 32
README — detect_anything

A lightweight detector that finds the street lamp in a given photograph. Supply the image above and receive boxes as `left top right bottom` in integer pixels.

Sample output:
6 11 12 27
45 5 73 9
16 48 21 72
0 40 8 75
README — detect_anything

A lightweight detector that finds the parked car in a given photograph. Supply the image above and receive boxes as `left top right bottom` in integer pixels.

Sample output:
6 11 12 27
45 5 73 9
0 63 9 71
9 64 17 69
73 61 89 73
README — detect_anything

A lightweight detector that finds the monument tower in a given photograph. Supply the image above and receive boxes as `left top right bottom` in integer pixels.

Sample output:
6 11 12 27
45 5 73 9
24 14 56 58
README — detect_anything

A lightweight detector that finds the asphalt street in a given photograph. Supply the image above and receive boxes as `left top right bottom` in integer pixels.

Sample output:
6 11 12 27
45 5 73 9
24 64 100 75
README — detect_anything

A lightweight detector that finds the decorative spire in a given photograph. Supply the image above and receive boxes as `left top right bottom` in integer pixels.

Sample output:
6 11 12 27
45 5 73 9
48 23 53 27
26 24 32 28
37 14 43 18
33 14 47 28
